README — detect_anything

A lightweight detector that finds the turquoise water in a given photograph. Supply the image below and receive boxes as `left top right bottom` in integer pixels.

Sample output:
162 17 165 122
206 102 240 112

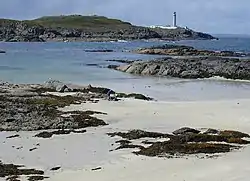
0 38 250 101
0 41 165 83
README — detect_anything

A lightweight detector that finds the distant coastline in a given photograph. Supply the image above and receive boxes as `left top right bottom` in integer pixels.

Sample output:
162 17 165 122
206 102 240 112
0 15 216 42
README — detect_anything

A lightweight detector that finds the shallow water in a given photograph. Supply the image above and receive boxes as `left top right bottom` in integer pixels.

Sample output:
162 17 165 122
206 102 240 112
0 38 250 101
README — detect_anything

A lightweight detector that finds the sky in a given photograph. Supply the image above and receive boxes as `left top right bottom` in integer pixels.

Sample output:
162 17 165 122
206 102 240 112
0 0 249 34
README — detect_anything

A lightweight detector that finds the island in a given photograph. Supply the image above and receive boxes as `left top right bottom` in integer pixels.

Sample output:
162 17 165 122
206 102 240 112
0 15 216 42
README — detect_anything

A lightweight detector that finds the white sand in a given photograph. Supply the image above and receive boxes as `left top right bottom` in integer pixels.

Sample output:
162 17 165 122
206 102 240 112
1 98 250 181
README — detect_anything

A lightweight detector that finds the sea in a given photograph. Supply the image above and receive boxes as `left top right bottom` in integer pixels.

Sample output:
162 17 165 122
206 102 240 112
0 36 250 101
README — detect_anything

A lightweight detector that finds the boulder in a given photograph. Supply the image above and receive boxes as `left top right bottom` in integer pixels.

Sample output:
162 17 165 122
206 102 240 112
56 84 70 93
44 80 64 90
43 80 72 93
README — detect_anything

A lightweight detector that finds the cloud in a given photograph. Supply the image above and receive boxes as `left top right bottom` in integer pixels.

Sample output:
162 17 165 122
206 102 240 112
0 0 250 34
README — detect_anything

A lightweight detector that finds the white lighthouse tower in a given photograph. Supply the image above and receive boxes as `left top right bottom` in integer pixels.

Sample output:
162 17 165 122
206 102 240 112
173 12 177 27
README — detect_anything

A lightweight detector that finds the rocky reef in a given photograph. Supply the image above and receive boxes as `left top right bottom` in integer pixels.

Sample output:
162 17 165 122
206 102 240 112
135 44 249 57
0 80 152 131
0 15 215 42
111 56 250 80
108 127 250 157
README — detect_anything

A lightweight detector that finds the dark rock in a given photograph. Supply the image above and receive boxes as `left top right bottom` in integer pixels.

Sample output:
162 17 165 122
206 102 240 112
204 128 220 135
106 59 135 64
35 132 53 138
35 129 87 138
85 63 100 67
84 49 113 53
108 130 171 140
29 147 38 152
107 65 119 69
0 161 44 178
28 176 49 181
173 127 200 135
115 139 132 145
0 50 6 53
72 130 87 134
116 144 145 150
114 139 144 150
6 134 20 139
91 167 102 171
6 175 20 181
50 166 61 171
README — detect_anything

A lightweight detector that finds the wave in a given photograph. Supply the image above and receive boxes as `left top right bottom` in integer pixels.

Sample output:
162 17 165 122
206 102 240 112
117 40 128 43
202 76 250 83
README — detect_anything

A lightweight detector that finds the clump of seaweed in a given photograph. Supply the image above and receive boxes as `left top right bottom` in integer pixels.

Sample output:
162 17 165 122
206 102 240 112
108 127 250 157
35 129 86 138
0 161 46 180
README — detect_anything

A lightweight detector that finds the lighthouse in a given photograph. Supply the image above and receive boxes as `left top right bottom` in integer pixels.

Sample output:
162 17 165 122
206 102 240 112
173 12 177 27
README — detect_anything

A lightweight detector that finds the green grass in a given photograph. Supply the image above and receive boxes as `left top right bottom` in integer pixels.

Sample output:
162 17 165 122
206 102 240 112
0 15 132 29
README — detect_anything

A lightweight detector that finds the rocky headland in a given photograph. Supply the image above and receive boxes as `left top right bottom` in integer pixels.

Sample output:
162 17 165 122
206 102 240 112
109 44 250 80
0 15 216 42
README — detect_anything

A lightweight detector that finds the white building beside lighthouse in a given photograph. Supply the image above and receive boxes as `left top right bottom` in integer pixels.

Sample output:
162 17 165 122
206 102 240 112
149 12 178 29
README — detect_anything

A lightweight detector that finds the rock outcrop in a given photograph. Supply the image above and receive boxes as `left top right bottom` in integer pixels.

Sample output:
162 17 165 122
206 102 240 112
112 57 250 80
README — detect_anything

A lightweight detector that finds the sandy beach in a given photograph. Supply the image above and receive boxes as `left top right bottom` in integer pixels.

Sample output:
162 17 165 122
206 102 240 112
1 97 250 181
1 3 250 181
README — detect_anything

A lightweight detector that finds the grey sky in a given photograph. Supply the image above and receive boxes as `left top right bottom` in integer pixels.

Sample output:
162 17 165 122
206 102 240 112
0 0 249 34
